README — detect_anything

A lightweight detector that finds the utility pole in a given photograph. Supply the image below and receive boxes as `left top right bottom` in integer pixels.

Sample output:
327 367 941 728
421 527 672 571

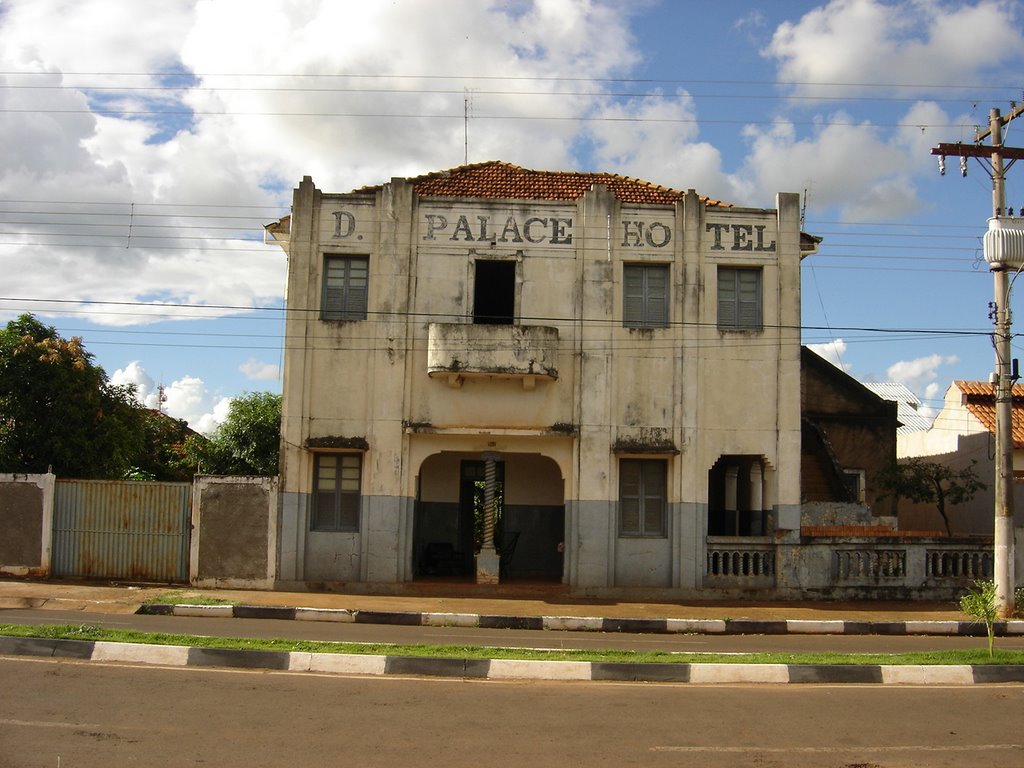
933 105 1024 617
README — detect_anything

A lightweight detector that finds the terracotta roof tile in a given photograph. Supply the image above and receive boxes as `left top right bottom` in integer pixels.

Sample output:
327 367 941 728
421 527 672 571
353 160 730 207
955 380 1024 448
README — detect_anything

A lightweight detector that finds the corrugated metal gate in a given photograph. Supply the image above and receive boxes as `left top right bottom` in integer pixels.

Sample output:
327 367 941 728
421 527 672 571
52 479 192 582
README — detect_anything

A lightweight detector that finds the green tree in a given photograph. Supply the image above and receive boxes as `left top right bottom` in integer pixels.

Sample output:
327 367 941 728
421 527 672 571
877 458 986 535
0 314 146 478
129 408 207 481
183 391 281 475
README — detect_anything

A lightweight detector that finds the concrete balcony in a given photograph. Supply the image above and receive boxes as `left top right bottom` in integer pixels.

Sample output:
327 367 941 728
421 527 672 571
427 323 559 389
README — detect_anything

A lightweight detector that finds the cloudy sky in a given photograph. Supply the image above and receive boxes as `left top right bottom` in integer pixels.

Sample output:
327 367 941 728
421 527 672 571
0 0 1021 431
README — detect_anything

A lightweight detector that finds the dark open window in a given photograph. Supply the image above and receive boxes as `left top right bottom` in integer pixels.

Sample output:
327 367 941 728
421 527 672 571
473 260 515 324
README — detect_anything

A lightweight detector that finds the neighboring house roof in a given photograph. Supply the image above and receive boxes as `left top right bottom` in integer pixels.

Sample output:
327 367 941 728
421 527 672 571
863 382 933 434
955 379 1024 448
353 160 730 206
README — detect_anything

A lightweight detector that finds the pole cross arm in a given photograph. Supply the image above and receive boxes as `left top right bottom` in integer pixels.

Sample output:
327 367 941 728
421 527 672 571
931 142 1024 160
976 102 1024 142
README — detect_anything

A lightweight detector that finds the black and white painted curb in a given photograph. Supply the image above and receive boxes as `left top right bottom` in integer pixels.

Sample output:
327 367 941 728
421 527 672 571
2 635 1023 685
138 603 1024 637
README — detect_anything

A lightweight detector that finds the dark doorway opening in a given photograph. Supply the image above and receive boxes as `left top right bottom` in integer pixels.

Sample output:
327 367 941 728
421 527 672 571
413 456 566 583
707 456 767 536
474 260 515 324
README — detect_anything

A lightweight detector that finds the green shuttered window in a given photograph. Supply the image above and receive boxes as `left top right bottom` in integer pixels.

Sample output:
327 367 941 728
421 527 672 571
619 459 667 537
322 255 369 321
623 264 669 328
312 454 362 532
717 267 762 330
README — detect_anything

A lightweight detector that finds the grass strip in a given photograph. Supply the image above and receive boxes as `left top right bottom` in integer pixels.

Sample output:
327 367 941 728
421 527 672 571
144 592 237 606
2 623 1024 666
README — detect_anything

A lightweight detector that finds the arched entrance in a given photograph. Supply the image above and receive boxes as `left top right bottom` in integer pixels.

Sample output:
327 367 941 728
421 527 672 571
412 451 565 582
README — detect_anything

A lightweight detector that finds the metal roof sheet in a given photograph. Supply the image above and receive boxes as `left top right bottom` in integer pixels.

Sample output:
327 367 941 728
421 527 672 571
862 382 931 433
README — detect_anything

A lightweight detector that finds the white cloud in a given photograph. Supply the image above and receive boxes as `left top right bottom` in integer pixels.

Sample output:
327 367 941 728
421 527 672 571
741 1 1022 216
764 0 1023 97
587 91 735 202
240 358 280 382
0 0 649 327
886 353 958 394
194 396 233 436
111 360 228 433
735 111 928 217
110 361 159 408
806 339 851 371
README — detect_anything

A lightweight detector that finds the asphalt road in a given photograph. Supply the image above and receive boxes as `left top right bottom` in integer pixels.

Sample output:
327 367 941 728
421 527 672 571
3 607 1024 655
2 656 1023 768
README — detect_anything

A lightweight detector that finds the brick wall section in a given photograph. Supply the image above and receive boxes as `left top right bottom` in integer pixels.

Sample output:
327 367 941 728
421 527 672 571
801 525 946 538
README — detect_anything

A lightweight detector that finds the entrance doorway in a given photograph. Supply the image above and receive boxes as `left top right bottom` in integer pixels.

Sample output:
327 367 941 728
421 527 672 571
413 452 566 582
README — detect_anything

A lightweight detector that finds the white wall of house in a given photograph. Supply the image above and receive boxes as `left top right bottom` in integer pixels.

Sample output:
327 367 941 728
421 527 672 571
272 171 806 592
898 382 1024 534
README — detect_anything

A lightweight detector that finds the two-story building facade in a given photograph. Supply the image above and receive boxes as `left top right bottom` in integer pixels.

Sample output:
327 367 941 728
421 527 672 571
266 161 816 594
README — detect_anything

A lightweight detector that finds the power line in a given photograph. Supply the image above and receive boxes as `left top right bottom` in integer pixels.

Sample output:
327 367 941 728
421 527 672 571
0 294 993 338
0 106 985 130
1 71 1017 90
3 82 1013 108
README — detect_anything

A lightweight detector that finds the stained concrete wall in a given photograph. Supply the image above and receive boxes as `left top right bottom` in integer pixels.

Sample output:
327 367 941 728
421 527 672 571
273 172 808 592
191 476 277 589
0 473 54 577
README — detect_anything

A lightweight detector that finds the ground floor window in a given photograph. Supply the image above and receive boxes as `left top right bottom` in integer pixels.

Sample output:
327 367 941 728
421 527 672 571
312 453 361 531
619 459 667 537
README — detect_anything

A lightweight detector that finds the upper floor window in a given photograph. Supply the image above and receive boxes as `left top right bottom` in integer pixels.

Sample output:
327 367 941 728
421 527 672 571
843 469 866 503
623 264 669 328
619 458 667 538
717 267 762 331
322 255 368 321
474 259 515 324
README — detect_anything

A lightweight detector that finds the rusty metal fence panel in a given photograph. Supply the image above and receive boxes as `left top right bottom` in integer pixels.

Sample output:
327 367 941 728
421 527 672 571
53 479 191 582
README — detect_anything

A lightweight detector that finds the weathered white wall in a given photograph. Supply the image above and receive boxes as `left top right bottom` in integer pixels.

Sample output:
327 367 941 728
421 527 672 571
276 174 806 591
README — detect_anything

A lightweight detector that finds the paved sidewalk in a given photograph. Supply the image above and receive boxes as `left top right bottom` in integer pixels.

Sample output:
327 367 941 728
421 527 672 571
0 576 975 621
1 576 1020 636
3 578 1024 686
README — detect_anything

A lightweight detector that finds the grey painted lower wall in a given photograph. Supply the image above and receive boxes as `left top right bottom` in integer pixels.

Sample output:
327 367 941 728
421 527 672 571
362 495 409 583
277 490 310 582
275 488 1024 598
614 536 671 587
568 500 613 588
279 492 411 584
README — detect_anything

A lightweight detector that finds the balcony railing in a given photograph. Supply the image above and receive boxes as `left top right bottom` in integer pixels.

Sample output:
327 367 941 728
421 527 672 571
704 536 996 598
427 323 559 388
705 537 777 586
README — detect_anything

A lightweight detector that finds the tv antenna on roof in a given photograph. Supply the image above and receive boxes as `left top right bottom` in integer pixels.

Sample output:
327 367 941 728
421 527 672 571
464 88 474 165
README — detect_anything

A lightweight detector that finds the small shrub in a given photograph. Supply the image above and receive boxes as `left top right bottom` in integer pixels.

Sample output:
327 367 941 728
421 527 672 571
959 580 999 657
